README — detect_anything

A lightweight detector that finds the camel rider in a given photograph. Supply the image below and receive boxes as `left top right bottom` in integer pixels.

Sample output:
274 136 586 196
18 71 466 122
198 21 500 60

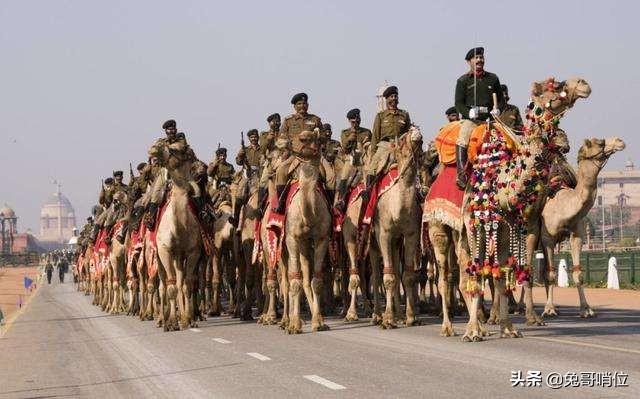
207 147 236 212
100 170 129 244
90 176 115 242
233 129 264 225
445 106 460 122
272 92 323 214
500 84 524 131
322 137 344 206
77 216 93 250
259 113 281 157
145 119 204 230
334 109 372 213
114 162 147 243
340 108 372 156
454 46 504 188
362 86 411 199
320 123 341 155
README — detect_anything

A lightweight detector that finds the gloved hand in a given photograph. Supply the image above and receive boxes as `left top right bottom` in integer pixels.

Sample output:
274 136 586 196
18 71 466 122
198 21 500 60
490 108 500 117
468 107 478 119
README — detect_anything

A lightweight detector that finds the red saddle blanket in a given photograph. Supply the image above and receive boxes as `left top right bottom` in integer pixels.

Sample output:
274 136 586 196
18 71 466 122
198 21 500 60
264 183 301 270
422 164 465 231
332 183 365 233
360 167 399 227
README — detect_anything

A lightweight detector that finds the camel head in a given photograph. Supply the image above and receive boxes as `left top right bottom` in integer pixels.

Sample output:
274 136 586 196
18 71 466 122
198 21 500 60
529 77 591 126
148 141 170 167
577 137 626 168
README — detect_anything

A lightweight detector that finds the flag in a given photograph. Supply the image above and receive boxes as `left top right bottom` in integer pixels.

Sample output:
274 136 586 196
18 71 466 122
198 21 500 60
24 277 33 290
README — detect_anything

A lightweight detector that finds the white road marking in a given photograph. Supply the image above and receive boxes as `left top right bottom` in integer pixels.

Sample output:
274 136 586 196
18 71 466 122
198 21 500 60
529 336 640 355
246 352 271 361
212 337 231 344
190 328 202 333
303 375 346 390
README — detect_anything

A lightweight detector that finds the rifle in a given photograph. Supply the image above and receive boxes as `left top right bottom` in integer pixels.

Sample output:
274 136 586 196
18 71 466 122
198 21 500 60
239 131 251 176
129 162 134 184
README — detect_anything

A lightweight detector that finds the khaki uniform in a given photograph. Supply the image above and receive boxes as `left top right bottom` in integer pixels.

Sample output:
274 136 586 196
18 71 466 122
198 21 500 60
341 127 371 155
147 134 197 204
207 160 235 187
274 113 323 186
236 144 263 177
259 130 280 156
368 109 411 175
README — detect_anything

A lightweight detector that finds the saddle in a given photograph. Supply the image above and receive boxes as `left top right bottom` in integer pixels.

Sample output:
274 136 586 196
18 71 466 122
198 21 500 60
435 121 517 165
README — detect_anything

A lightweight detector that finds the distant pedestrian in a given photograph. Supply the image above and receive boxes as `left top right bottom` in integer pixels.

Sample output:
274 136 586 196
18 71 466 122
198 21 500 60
58 259 67 283
45 262 54 284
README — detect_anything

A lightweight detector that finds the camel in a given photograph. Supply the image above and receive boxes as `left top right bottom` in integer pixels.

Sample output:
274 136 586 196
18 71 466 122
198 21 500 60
283 161 332 333
426 77 591 340
538 137 625 317
148 143 204 331
207 201 235 316
371 127 423 329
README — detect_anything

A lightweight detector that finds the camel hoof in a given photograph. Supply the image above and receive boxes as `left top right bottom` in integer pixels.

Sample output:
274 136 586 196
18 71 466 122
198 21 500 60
462 333 483 343
580 308 596 318
440 323 455 337
500 329 523 338
542 306 559 318
345 311 359 322
405 317 421 327
370 313 383 325
525 315 547 326
487 314 498 325
278 317 290 330
312 324 330 332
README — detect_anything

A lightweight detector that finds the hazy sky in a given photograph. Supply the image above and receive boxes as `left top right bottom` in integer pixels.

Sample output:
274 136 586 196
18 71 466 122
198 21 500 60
1 0 637 232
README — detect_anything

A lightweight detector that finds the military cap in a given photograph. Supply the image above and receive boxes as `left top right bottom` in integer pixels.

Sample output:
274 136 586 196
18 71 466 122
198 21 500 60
267 113 281 122
247 129 259 138
445 106 458 116
113 170 123 177
465 47 484 61
104 177 114 185
136 162 147 171
382 86 398 98
346 108 360 119
86 216 93 222
216 147 227 156
291 92 308 104
162 119 176 129
322 123 332 132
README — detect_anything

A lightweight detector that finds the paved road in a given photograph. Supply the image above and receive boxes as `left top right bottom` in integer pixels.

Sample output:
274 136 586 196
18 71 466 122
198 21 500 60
0 278 638 398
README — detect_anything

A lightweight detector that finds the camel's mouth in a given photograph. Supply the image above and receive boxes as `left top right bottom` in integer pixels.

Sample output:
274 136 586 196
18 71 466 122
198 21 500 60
605 138 626 154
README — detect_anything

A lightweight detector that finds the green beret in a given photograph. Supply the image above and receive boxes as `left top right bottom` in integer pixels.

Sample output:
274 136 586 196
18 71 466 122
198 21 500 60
382 86 398 98
162 119 176 129
113 170 123 177
267 113 280 122
291 92 308 104
465 47 484 61
445 106 458 115
247 129 259 138
346 108 360 119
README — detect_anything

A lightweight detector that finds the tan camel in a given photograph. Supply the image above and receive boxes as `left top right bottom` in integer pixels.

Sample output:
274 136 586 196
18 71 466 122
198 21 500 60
284 161 332 333
148 143 204 331
538 137 625 317
207 201 235 316
372 127 423 329
107 222 128 314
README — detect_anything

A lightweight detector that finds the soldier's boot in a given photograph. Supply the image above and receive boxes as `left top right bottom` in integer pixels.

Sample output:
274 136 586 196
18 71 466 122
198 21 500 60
145 202 158 230
89 224 101 243
116 223 128 245
333 179 348 213
256 186 268 217
455 145 469 189
272 184 289 214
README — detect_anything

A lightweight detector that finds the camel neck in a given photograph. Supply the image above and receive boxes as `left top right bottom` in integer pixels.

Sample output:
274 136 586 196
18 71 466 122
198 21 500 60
574 158 601 209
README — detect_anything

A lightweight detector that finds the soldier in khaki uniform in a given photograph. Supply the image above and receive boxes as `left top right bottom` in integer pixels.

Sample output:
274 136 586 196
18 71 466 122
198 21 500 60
259 113 281 157
114 162 148 243
340 108 371 156
273 92 323 213
90 175 116 242
445 106 460 122
363 86 411 196
499 84 524 131
145 119 201 229
207 147 236 214
234 129 264 225
321 123 341 157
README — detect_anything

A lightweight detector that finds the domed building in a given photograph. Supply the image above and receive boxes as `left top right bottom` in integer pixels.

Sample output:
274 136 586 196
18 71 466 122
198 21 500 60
39 184 77 246
0 204 42 254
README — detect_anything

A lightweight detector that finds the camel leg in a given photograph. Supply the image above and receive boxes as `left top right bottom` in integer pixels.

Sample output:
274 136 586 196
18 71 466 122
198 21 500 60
311 237 330 332
540 236 559 318
157 277 166 328
345 234 359 321
279 260 290 329
158 254 179 331
486 278 499 324
175 264 188 330
497 278 522 338
523 278 545 326
570 221 595 318
377 229 397 329
183 253 199 328
241 240 255 321
430 224 454 336
369 246 383 324
286 237 302 334
402 231 419 326
456 236 485 342
263 270 278 325
210 254 222 317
